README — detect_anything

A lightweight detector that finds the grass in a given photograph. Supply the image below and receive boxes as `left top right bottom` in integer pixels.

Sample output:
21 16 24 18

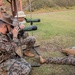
25 10 75 75
30 65 75 75
26 10 75 39
26 51 75 75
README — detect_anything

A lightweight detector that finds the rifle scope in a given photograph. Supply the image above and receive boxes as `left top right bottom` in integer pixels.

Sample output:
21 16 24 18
18 26 37 38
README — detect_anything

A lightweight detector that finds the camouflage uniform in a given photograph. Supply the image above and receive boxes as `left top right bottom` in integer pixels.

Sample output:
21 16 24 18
18 33 36 57
46 56 75 66
21 34 36 48
13 18 36 52
0 33 31 75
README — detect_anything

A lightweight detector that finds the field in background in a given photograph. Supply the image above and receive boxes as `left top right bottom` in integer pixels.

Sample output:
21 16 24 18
27 10 75 49
25 10 75 75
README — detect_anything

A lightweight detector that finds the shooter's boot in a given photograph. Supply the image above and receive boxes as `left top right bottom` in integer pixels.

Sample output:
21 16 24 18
62 48 75 56
24 51 35 57
39 56 46 64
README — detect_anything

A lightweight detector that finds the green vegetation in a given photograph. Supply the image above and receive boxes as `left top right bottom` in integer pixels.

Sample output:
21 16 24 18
29 0 75 11
3 0 75 12
26 10 75 75
27 10 75 48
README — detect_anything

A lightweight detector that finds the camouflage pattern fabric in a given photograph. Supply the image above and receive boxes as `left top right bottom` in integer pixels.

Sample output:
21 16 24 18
46 56 75 66
0 33 16 63
23 36 36 47
0 58 31 75
22 32 29 38
0 33 31 75
13 18 36 54
21 34 36 50
13 18 36 48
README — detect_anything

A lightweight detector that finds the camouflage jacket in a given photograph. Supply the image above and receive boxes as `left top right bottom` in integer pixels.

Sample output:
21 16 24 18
0 33 18 63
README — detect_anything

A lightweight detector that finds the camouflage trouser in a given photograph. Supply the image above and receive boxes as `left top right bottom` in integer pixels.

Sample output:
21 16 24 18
23 36 36 47
46 56 75 66
0 58 31 75
23 32 29 38
21 33 36 53
18 32 36 46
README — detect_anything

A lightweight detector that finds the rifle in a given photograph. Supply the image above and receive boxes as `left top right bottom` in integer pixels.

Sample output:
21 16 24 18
18 25 37 38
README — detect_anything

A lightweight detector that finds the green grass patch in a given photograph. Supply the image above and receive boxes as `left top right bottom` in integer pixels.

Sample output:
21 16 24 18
26 10 75 41
26 10 75 75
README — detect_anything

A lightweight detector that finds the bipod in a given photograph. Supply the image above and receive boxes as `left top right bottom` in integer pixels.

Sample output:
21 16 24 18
32 45 40 56
32 45 46 64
